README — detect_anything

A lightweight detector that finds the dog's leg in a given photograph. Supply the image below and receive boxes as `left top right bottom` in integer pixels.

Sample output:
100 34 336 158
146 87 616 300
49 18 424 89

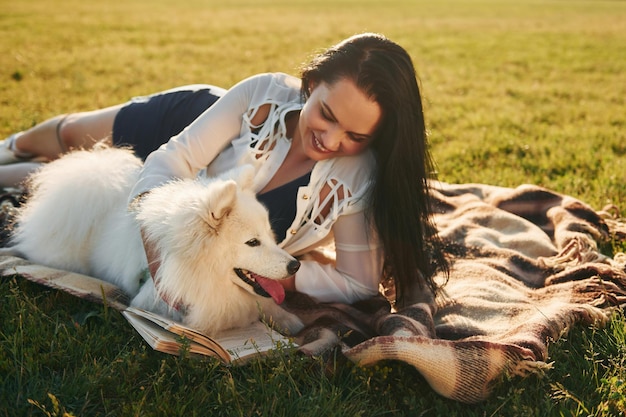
259 300 304 336
131 279 183 322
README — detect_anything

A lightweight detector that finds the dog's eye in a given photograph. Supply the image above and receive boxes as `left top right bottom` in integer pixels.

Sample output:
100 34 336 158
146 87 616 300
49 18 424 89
245 238 260 247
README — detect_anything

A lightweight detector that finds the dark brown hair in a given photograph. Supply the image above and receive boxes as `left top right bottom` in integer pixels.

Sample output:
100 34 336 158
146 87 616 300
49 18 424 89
300 33 448 307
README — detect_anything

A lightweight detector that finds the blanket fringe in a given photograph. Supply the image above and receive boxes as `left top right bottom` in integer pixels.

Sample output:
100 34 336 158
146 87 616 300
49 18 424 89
507 359 552 378
542 236 609 270
598 204 626 241
343 335 542 404
598 204 626 270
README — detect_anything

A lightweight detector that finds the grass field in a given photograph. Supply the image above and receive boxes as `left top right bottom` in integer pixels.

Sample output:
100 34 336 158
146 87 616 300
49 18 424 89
1 0 625 415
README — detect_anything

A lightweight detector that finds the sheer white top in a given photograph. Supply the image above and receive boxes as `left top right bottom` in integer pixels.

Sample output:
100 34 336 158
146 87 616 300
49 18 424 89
130 72 383 304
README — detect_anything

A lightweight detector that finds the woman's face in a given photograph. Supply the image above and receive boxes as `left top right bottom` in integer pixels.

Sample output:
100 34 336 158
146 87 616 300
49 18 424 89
298 77 382 161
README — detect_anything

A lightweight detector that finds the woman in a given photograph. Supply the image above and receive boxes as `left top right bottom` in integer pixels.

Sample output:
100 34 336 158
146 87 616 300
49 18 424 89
0 33 447 308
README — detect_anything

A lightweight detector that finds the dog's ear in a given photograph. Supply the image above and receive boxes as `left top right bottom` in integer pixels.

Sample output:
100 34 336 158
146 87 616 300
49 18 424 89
204 180 237 232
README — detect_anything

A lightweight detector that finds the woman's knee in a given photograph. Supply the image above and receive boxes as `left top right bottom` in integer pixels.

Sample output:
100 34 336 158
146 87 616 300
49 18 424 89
57 114 89 150
57 107 119 150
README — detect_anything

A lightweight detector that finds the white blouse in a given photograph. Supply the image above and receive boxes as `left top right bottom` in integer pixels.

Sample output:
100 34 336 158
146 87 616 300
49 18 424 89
130 72 383 304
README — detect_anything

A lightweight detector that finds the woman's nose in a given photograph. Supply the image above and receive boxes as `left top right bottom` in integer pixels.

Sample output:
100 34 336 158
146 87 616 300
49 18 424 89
321 126 342 151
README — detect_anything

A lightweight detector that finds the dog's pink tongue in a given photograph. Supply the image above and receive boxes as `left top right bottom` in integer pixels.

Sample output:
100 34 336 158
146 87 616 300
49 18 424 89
254 275 286 304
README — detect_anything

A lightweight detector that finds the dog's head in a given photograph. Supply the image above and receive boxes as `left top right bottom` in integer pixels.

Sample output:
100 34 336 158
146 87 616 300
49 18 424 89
212 167 300 304
139 165 300 306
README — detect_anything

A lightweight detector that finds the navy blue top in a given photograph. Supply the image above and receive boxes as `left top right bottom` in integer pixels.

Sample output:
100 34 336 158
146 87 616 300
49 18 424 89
257 171 312 241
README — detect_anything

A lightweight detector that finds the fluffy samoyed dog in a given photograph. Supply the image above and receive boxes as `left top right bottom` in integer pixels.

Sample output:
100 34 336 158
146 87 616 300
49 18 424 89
4 145 303 336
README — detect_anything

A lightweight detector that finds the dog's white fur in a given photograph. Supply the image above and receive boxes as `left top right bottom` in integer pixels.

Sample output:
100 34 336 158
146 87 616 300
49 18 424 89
4 146 303 336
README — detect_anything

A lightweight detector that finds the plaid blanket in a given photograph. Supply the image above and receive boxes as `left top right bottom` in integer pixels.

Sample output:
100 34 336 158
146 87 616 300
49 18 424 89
282 182 626 403
1 183 625 403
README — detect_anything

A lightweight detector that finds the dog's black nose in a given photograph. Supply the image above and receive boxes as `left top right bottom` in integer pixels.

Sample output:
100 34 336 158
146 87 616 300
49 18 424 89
287 259 301 275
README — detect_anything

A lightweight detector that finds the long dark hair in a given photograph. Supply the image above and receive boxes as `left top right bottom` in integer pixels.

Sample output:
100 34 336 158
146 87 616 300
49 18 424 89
300 33 448 307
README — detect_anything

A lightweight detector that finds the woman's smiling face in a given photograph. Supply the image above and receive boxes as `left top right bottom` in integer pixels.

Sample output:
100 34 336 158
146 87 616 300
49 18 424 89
297 78 382 161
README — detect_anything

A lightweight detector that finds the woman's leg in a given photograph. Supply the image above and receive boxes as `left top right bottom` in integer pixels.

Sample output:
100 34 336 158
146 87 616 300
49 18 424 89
8 103 124 161
4 84 224 163
0 162 43 188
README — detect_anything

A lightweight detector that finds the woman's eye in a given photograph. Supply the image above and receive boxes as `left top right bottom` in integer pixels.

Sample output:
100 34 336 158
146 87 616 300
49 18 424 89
348 133 369 144
349 135 367 144
320 107 333 121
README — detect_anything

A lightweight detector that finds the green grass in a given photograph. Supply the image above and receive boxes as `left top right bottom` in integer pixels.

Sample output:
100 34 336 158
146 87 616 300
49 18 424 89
1 0 625 415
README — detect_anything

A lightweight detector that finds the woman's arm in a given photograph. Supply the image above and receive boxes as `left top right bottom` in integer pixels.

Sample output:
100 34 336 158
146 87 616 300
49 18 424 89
293 212 383 304
128 73 274 201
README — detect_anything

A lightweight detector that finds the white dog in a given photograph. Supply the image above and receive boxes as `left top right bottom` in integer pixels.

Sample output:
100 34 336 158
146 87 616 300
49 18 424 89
3 146 303 336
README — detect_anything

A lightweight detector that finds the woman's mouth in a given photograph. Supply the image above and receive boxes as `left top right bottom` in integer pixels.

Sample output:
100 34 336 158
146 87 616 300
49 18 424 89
312 134 332 153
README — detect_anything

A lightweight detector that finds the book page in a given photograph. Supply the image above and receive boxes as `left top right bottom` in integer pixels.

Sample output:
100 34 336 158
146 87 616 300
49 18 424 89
217 320 295 364
123 309 229 361
123 307 297 364
124 307 229 358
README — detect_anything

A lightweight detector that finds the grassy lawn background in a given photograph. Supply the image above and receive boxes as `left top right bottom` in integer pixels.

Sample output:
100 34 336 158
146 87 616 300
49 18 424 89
1 0 625 415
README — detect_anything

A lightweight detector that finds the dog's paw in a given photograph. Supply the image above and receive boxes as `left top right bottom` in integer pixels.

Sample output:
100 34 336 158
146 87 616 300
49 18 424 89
273 310 304 336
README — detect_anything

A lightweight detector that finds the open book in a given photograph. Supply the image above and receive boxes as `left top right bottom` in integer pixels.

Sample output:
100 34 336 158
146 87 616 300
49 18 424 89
0 255 296 364
122 307 295 363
